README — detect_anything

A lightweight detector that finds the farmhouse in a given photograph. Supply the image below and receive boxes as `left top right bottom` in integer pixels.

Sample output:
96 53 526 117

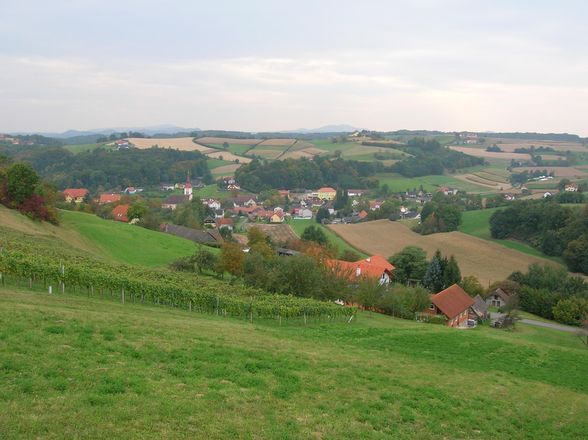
347 189 368 197
232 195 257 207
98 193 121 204
469 294 489 321
63 188 88 204
112 204 129 222
317 187 336 201
202 198 222 210
269 211 285 224
216 218 234 231
427 284 475 328
292 207 312 219
327 256 394 285
486 288 511 308
162 195 190 210
564 183 579 192
160 183 175 191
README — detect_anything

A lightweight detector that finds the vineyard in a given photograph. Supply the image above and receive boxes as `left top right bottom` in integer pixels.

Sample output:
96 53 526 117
0 241 354 324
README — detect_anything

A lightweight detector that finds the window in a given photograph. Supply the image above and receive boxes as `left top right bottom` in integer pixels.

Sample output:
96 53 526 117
429 303 435 310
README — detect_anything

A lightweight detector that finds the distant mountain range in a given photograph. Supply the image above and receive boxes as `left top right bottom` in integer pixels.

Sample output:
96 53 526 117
12 125 202 139
279 124 360 134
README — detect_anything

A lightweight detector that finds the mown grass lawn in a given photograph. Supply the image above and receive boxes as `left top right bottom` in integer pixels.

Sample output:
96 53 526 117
375 173 488 193
60 210 197 267
0 289 587 439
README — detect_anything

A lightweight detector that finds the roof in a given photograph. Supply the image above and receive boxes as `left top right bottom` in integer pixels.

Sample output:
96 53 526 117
99 193 121 204
161 224 223 244
431 284 475 320
471 294 489 317
489 288 511 302
318 187 336 193
216 218 234 227
358 210 368 219
63 188 88 198
163 195 189 205
112 204 129 222
327 255 395 280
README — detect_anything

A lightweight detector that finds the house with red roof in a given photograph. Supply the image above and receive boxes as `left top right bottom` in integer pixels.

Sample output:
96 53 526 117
99 193 121 204
426 284 475 327
112 204 130 222
215 217 234 231
327 256 394 285
63 188 88 204
317 187 337 201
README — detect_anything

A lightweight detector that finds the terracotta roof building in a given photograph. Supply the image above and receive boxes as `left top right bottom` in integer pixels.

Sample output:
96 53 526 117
63 188 88 203
112 204 130 222
99 193 121 204
327 255 395 285
428 284 475 327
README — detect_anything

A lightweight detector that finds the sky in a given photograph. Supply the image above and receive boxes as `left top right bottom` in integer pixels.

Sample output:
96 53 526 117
1 0 588 134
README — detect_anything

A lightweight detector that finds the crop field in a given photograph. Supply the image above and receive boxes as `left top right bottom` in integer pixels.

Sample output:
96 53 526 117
257 138 297 147
449 146 531 160
210 163 241 176
454 173 510 190
247 148 283 159
202 143 254 156
375 173 490 193
244 223 298 244
195 137 261 145
1 288 587 439
205 151 252 163
328 220 560 286
485 138 587 152
128 137 216 153
512 166 588 178
280 150 316 159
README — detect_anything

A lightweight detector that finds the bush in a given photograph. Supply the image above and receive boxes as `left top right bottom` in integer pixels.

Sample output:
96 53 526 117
552 297 588 326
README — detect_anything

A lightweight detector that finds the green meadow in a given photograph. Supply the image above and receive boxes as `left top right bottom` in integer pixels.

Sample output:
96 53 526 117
375 173 488 193
60 210 197 267
289 218 367 258
0 288 586 439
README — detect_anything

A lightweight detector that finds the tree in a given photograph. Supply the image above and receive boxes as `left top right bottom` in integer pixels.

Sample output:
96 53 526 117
217 242 245 279
423 251 444 292
552 297 588 326
316 207 330 224
222 141 229 150
6 163 39 205
443 255 461 288
389 246 428 285
459 275 484 297
192 247 218 274
563 235 588 274
127 201 148 221
247 226 275 260
301 225 328 246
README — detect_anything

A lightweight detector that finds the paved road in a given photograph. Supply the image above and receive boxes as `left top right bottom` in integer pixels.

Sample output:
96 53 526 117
490 312 577 333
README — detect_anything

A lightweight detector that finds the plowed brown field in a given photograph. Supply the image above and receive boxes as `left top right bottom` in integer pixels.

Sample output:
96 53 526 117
328 220 560 286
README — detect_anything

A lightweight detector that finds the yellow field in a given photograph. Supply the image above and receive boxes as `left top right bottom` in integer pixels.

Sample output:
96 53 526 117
205 151 252 163
257 138 297 147
196 137 261 145
486 138 587 153
128 137 216 153
328 220 560 286
449 146 531 160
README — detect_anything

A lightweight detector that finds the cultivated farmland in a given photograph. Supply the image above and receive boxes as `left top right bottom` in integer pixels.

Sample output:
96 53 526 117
128 137 216 153
195 137 261 145
449 146 531 160
328 220 560 286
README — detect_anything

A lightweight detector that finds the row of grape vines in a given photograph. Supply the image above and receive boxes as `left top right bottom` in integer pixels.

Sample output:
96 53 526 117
0 247 355 322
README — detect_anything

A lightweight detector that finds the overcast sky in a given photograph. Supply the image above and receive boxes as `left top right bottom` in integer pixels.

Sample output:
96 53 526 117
1 0 587 134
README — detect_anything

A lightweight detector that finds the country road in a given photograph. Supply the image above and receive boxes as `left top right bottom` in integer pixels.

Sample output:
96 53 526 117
490 312 578 333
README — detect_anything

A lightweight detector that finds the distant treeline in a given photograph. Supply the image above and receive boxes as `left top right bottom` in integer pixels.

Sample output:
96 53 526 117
235 157 381 192
7 146 212 191
391 138 484 177
490 200 588 275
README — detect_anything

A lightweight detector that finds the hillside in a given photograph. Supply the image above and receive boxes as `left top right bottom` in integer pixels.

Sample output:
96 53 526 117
328 220 561 286
1 288 586 439
0 206 197 267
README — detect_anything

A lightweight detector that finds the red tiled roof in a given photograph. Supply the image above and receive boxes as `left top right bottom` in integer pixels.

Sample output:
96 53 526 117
63 188 88 198
99 193 121 204
216 218 234 227
112 204 130 222
327 255 394 280
318 187 336 193
431 284 475 320
358 210 368 219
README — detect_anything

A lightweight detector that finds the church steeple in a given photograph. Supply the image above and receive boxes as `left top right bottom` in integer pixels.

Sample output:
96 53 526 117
184 172 193 200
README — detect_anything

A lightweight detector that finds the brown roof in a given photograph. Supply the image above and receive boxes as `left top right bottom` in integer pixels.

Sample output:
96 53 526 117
63 188 88 198
99 193 121 204
431 284 475 320
112 204 129 222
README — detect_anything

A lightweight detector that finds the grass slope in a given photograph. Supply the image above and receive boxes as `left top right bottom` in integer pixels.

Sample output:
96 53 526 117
459 209 564 263
59 210 197 267
289 219 367 258
375 173 489 193
0 289 587 439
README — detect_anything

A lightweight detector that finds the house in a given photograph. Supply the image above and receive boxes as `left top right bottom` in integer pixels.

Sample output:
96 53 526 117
347 189 368 197
202 198 222 210
160 183 175 191
357 210 368 220
503 194 516 201
162 195 190 210
327 256 395 285
278 189 290 198
485 288 511 308
269 211 285 223
438 187 459 196
161 223 223 245
369 200 384 211
63 188 88 204
215 218 234 231
292 207 313 219
543 192 553 198
213 209 225 219
470 295 489 321
564 183 579 192
232 195 257 207
124 187 138 195
112 204 130 222
115 139 130 149
317 187 337 201
427 284 475 327
98 193 121 204
227 183 241 191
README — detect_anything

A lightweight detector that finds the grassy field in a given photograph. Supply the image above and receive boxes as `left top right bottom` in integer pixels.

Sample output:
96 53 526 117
375 173 489 193
289 219 367 258
1 288 587 439
60 211 196 267
329 220 561 286
459 209 564 263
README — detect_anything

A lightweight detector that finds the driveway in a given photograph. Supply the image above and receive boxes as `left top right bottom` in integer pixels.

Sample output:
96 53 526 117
490 312 577 333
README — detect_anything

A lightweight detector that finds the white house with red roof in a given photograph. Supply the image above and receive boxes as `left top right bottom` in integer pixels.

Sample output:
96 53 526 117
327 256 395 285
63 188 88 203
